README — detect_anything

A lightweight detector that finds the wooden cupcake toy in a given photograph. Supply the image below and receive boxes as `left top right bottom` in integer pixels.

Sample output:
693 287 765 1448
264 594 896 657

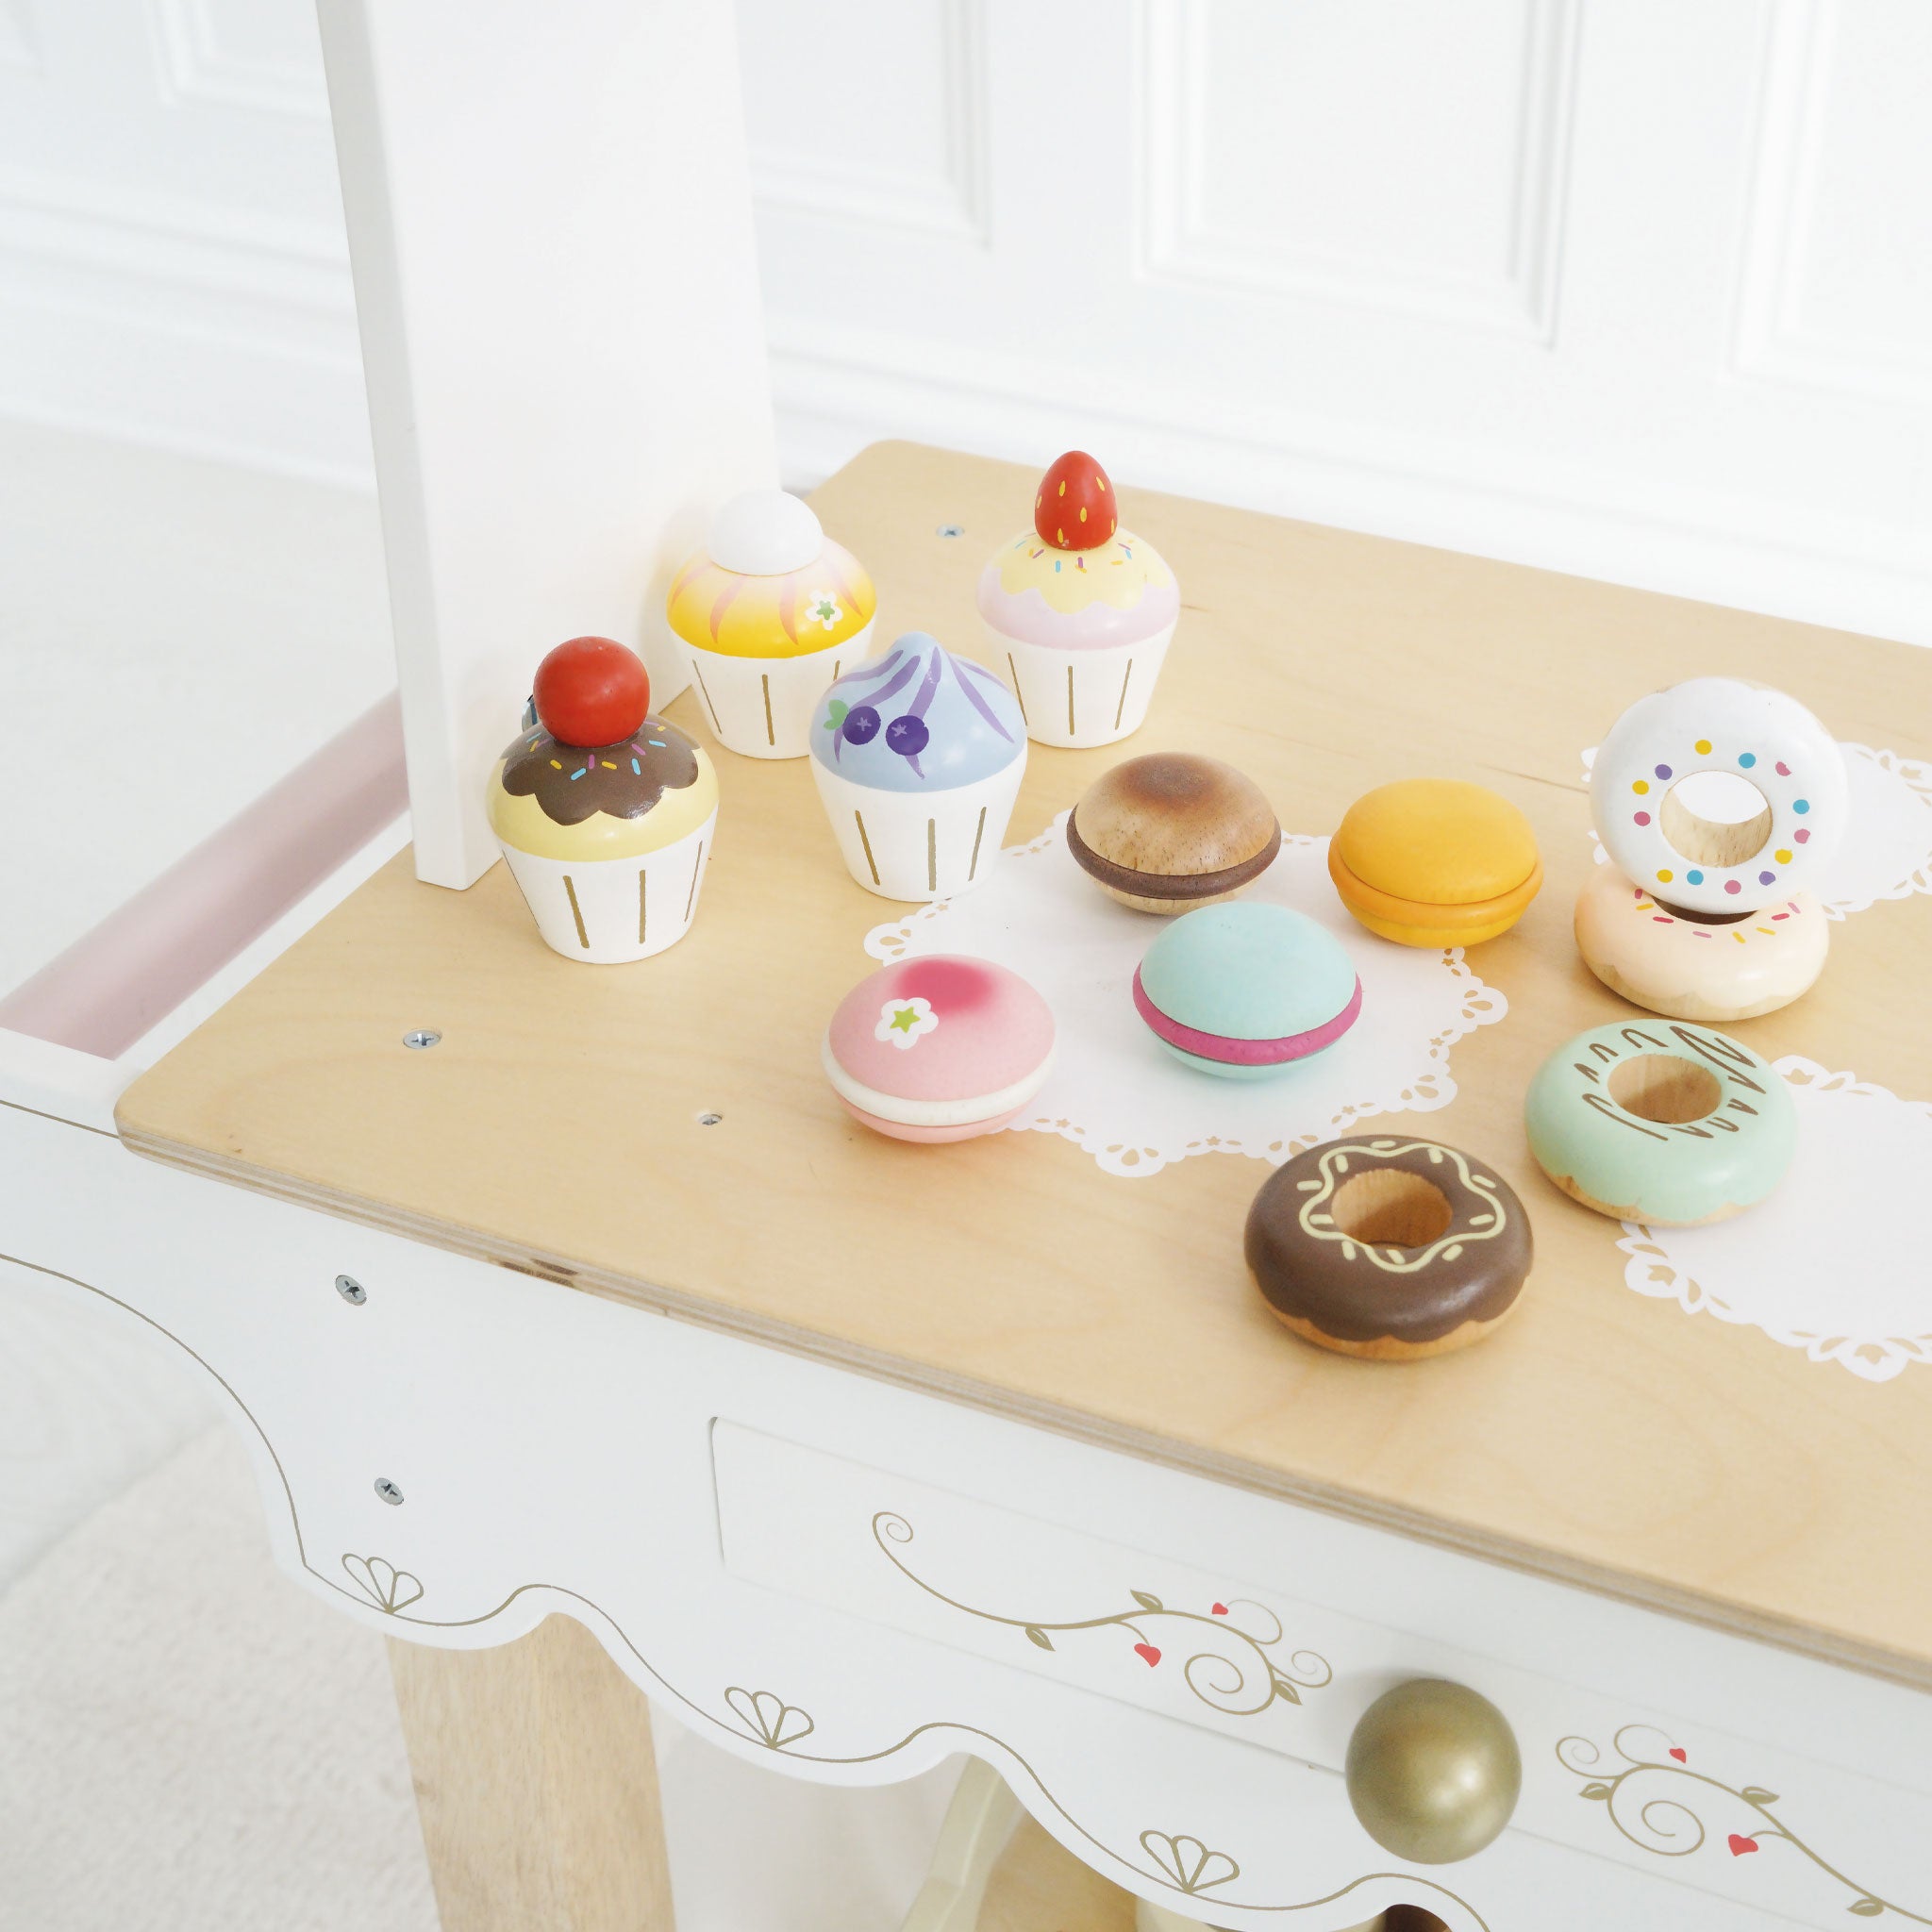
808 632 1027 902
1329 779 1541 947
1068 753 1280 914
976 451 1179 749
1134 902 1361 1079
824 955 1056 1143
1581 676 1845 1019
1525 1020 1796 1225
488 637 718 963
1246 1136 1532 1359
666 489 876 758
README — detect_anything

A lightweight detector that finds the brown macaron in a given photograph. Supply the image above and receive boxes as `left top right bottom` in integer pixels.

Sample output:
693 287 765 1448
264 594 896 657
1245 1136 1532 1360
1067 754 1281 914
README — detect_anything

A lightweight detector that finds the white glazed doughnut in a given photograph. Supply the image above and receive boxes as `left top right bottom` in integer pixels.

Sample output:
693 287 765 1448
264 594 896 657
1574 863 1829 1022
1591 676 1844 916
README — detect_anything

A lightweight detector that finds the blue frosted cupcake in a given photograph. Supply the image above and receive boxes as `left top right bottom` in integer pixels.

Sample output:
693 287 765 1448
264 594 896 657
809 632 1027 900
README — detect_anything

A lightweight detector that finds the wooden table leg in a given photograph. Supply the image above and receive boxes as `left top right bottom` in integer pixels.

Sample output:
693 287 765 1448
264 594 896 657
388 1612 675 1931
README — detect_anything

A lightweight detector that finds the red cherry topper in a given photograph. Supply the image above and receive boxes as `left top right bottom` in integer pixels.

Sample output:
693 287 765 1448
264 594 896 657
533 636 650 748
1034 450 1117 552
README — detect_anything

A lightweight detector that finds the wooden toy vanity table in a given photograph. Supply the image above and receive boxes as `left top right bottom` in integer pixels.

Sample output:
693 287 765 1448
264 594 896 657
75 445 1931 1930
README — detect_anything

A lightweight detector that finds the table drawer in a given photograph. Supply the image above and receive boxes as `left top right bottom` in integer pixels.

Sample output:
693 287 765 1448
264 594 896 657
714 1421 1932 1930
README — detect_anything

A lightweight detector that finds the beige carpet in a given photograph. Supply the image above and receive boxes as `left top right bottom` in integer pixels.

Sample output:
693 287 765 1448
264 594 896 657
0 1424 958 1931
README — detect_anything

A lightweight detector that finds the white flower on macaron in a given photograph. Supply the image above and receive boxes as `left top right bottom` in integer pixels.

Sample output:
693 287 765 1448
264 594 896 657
876 996 938 1048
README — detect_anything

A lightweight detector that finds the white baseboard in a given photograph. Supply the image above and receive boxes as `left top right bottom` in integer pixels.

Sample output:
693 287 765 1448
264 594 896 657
769 317 1932 650
0 171 374 491
1 190 1925 653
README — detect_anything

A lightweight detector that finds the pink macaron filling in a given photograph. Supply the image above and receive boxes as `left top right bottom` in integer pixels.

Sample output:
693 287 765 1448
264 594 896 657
1132 968 1362 1065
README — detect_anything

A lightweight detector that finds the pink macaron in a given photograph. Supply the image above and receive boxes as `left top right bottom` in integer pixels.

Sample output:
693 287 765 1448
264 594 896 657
823 954 1057 1143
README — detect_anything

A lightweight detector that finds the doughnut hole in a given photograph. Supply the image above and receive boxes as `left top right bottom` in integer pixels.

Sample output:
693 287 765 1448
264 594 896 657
1331 1169 1455 1249
1608 1053 1723 1125
1660 770 1773 870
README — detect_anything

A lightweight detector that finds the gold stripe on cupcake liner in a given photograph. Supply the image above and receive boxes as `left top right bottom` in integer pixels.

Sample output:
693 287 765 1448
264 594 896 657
1007 654 1028 727
563 875 589 949
968 807 988 881
691 658 723 732
854 811 881 886
1114 658 1134 732
638 869 647 946
1067 664 1075 737
684 841 706 921
926 818 937 892
761 674 774 747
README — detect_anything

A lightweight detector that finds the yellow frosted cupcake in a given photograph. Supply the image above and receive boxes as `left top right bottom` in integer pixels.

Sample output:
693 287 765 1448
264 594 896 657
666 489 875 759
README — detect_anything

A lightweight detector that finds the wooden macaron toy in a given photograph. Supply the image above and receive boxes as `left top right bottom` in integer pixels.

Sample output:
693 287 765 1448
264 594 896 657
1134 903 1361 1080
1067 753 1281 913
1328 779 1541 947
824 954 1056 1143
1525 1020 1796 1225
1246 1136 1532 1359
1580 675 1845 1019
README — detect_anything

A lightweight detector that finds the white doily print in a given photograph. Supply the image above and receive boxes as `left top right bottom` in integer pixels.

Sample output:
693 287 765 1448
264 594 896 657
1615 1059 1932 1382
862 815 1507 1178
1580 741 1932 919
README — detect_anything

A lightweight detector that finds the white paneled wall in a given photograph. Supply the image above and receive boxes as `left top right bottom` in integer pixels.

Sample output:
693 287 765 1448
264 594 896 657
1 0 1928 640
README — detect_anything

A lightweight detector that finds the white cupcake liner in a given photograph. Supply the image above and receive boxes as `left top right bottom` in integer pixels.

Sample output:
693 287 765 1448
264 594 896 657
810 758 1024 902
986 622 1174 750
499 811 716 963
679 623 873 759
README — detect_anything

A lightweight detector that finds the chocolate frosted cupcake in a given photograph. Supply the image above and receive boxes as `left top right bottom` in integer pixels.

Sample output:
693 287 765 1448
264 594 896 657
488 637 719 963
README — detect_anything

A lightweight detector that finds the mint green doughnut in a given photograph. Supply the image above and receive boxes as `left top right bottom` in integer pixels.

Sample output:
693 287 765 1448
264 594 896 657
1525 1021 1795 1225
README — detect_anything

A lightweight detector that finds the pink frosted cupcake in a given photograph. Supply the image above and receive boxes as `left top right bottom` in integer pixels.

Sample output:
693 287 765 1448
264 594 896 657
822 955 1056 1143
976 450 1180 749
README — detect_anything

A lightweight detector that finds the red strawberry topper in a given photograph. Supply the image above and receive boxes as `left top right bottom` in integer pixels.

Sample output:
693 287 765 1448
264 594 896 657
533 636 650 748
1034 450 1117 552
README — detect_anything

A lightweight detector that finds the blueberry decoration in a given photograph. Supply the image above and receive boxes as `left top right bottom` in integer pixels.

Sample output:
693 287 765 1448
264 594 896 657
885 713 930 758
842 705 881 745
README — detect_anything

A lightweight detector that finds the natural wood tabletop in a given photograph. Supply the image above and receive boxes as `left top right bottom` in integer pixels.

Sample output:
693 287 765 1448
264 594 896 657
118 441 1932 1683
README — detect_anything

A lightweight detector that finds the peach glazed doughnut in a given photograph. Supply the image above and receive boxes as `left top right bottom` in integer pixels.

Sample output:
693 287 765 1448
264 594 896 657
1245 1136 1532 1361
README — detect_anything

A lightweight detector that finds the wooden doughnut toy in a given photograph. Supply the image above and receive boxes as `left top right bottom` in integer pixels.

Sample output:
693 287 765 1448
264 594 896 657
1574 865 1829 1022
1133 903 1361 1080
1245 1136 1532 1360
1328 779 1541 947
824 954 1055 1143
1525 1021 1796 1225
1590 675 1844 916
1067 753 1281 914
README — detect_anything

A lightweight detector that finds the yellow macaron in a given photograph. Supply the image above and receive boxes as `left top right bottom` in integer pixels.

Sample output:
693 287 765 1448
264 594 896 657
1329 779 1541 947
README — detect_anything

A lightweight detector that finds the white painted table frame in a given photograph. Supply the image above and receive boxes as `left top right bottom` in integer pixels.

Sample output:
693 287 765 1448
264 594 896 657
6 8 1932 1931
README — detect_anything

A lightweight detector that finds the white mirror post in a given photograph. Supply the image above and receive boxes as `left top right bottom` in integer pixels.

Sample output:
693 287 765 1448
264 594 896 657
316 0 779 890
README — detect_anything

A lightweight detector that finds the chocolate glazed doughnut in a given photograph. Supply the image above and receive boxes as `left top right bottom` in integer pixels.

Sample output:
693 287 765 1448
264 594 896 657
1245 1137 1533 1360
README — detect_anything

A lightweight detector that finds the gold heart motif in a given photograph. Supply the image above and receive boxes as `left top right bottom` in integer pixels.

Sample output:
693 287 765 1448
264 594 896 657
341 1554 425 1614
1139 1829 1240 1893
723 1687 815 1751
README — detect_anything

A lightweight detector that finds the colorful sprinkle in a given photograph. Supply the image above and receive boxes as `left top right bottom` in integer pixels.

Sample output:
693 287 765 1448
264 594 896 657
549 758 562 769
1656 869 1674 883
1793 798 1809 813
1654 763 1672 779
1724 878 1742 894
1687 869 1705 885
1794 828 1810 843
1757 870 1775 885
1775 761 1791 776
1739 752 1757 768
1652 915 1673 924
649 740 666 747
631 758 641 774
1633 810 1651 825
1632 779 1650 795
570 767 586 780
1695 739 1712 754
1775 848 1792 863
1772 911 1789 920
601 759 616 768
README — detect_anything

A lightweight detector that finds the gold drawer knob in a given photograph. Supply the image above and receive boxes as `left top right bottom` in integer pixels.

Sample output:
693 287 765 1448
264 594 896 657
1345 1678 1522 1864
